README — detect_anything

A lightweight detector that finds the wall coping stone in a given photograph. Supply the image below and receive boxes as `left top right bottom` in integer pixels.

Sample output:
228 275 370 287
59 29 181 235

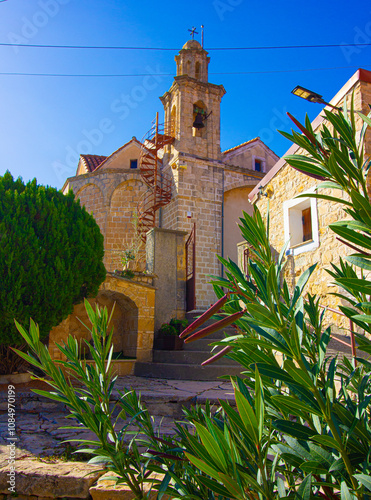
106 273 156 290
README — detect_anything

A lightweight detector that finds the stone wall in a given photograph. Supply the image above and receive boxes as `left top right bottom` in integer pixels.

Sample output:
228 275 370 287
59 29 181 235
146 227 187 333
160 156 264 309
161 159 223 309
64 169 146 273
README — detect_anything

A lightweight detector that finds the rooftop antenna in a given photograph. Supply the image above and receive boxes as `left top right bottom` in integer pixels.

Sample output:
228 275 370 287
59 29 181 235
188 26 198 40
201 25 204 47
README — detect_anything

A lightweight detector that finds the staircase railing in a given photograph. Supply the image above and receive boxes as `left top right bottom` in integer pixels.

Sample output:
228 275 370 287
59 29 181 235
137 113 174 241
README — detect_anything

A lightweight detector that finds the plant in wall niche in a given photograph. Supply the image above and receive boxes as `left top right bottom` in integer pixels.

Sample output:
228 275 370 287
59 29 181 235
124 210 145 271
113 211 145 279
121 249 136 270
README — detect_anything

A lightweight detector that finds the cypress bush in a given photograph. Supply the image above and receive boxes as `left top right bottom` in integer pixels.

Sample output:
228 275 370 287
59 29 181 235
0 171 106 351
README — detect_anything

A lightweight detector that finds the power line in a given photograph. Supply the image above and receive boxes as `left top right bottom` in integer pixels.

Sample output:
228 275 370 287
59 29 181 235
0 66 369 77
0 42 371 51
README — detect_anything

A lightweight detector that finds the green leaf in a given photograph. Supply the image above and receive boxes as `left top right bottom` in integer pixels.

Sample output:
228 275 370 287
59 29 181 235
196 476 231 498
271 395 322 417
310 435 342 452
317 180 344 190
217 472 245 498
346 255 371 270
296 192 353 207
31 390 70 404
185 453 220 479
273 420 317 440
350 314 371 324
254 367 264 441
284 360 314 389
353 473 371 491
10 349 43 370
295 473 312 500
156 472 172 500
285 156 328 178
330 225 371 251
299 461 327 475
341 481 356 500
336 278 371 294
234 385 259 445
253 363 294 384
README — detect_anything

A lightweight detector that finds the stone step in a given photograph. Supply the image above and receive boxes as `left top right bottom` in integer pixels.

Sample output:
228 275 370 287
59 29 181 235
152 349 239 366
134 361 244 381
182 336 229 351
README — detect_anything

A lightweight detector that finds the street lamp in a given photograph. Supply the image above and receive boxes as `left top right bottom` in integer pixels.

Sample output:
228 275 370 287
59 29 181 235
291 86 341 110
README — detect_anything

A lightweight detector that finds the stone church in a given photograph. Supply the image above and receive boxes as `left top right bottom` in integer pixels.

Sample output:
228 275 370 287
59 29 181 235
50 39 278 372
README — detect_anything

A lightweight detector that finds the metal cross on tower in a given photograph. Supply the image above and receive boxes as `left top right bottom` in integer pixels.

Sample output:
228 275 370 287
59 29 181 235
188 26 198 39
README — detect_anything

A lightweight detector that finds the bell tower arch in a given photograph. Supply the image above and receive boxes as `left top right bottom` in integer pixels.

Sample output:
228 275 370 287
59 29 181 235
160 40 226 161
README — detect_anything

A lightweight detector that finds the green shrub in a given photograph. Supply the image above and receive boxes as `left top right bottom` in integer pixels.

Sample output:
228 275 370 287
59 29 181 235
0 171 105 355
158 318 188 336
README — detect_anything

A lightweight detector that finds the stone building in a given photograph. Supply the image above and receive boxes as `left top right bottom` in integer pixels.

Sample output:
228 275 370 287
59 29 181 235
49 39 278 369
245 68 371 332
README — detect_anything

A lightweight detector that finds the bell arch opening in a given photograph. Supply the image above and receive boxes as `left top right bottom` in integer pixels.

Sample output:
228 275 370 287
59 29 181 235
195 61 201 80
171 104 177 137
193 100 207 138
186 60 191 76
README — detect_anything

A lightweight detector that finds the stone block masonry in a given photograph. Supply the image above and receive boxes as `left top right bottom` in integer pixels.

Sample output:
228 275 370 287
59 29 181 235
162 159 224 309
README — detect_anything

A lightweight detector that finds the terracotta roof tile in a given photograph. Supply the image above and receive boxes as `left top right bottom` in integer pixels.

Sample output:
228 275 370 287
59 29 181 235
222 137 260 155
80 155 107 172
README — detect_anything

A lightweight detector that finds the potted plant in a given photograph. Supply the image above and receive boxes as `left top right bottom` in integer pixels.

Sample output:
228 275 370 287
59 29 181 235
156 318 188 350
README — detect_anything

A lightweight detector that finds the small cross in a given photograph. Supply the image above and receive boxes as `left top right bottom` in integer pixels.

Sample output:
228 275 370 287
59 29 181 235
188 27 198 39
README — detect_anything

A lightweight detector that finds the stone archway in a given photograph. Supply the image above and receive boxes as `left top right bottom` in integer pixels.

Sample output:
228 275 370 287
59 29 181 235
65 291 139 359
49 274 155 366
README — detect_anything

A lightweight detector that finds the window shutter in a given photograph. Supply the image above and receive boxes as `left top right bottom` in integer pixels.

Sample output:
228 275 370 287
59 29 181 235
302 208 312 242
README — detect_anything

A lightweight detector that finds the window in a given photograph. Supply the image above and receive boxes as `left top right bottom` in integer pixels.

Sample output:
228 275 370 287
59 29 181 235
283 188 319 255
302 207 312 242
253 156 265 172
130 159 138 169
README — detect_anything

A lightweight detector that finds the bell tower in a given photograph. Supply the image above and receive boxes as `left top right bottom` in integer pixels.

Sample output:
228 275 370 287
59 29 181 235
160 40 226 161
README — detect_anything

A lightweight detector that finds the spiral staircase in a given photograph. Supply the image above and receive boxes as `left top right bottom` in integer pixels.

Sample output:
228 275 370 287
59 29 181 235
137 113 174 241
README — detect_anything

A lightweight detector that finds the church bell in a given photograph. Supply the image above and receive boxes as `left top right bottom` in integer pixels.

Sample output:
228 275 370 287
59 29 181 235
193 112 205 129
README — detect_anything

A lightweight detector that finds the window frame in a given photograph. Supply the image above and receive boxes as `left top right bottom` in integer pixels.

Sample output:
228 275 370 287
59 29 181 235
130 159 138 169
283 187 319 255
252 156 265 173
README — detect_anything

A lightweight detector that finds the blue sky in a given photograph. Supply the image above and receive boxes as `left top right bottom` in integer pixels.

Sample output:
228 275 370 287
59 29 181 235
0 0 370 189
